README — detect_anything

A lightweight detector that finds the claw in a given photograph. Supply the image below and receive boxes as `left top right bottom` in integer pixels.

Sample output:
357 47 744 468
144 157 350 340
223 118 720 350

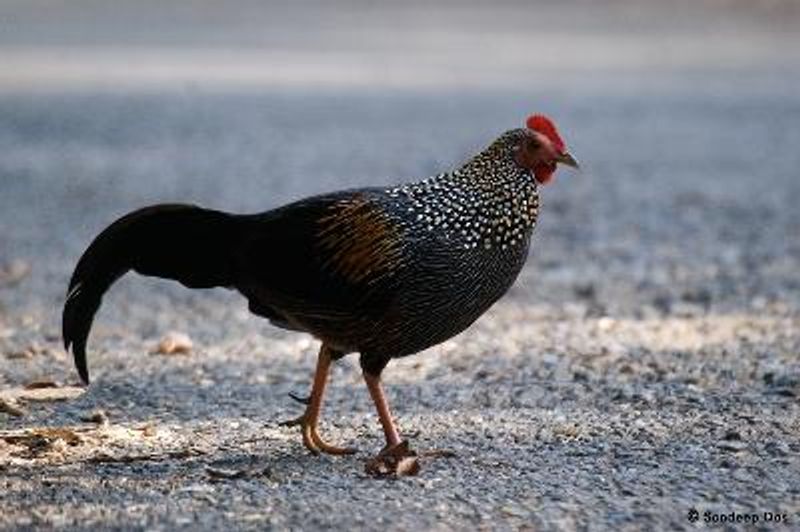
309 428 357 455
279 414 305 427
300 422 320 454
281 344 357 456
281 412 357 455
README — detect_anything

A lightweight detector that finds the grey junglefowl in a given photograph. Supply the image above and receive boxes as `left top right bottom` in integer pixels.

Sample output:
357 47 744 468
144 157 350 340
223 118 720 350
62 113 578 470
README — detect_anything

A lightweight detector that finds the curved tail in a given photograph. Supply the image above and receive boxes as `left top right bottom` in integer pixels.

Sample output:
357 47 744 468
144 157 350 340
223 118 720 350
62 204 242 384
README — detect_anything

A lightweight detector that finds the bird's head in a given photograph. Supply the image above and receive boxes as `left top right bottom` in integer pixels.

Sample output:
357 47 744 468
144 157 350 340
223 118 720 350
513 114 579 184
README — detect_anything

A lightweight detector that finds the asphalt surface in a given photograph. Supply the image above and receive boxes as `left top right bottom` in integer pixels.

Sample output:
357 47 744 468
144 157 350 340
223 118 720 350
1 2 800 531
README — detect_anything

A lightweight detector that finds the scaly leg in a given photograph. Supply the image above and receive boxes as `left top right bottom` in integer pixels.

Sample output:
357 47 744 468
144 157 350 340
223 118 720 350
363 371 420 475
281 344 356 455
364 372 402 449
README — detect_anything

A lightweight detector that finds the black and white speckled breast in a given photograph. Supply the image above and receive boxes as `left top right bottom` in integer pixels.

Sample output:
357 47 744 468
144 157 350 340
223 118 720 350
385 170 539 251
356 131 541 366
385 129 540 250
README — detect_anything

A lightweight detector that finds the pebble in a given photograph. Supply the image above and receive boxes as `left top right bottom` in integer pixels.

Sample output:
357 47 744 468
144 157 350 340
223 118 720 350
80 410 109 425
717 440 748 453
0 259 30 286
153 332 193 355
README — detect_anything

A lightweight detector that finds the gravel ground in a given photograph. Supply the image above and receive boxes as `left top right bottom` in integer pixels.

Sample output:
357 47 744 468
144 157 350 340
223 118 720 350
1 2 800 531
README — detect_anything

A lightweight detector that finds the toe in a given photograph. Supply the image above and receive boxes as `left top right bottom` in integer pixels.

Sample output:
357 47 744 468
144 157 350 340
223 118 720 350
310 428 357 455
279 413 306 427
300 423 321 454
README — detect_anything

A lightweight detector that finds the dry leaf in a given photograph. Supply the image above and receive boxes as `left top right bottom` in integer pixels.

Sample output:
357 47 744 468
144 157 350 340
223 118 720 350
6 348 34 360
0 397 26 417
7 342 48 360
0 424 204 466
32 428 83 445
88 447 205 464
364 440 420 477
24 379 60 390
153 332 193 355
394 455 420 476
0 385 85 403
0 428 84 446
1 428 83 458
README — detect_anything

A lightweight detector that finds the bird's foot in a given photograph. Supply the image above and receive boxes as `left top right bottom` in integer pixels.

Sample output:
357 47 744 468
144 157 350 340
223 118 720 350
364 440 420 477
279 413 357 456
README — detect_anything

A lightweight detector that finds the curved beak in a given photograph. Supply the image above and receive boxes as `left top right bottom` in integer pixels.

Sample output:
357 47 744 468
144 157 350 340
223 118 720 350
556 152 580 169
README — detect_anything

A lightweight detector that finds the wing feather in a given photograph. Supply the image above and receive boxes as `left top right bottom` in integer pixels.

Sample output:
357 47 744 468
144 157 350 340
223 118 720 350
234 191 405 337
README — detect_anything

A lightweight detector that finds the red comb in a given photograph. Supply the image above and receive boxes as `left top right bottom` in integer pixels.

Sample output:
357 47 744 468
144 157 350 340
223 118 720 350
526 114 565 153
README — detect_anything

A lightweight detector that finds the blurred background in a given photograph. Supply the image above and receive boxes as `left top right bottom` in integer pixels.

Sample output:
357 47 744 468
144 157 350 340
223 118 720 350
1 1 799 529
1 0 798 317
1 0 798 90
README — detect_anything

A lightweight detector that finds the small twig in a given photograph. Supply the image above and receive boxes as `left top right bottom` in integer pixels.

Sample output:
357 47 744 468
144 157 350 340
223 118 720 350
87 447 207 464
419 449 458 459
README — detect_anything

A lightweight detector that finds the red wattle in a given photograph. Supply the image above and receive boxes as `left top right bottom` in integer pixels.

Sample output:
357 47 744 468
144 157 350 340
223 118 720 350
533 164 555 184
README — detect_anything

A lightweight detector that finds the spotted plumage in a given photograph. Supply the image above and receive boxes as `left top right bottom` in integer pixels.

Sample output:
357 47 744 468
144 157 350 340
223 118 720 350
386 129 540 252
62 113 577 462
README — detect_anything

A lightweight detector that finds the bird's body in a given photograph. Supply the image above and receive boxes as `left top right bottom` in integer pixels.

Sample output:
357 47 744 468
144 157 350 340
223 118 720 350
243 133 539 372
62 115 577 470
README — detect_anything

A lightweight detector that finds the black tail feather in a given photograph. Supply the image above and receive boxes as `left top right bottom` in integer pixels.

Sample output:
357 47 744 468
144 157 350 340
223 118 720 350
62 204 241 384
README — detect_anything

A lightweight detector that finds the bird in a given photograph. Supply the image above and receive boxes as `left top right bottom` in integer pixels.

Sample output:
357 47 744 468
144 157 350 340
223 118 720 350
62 113 578 469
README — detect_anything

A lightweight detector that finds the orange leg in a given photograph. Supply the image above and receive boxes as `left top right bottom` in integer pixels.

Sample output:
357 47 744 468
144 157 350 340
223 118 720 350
281 344 356 455
364 371 402 449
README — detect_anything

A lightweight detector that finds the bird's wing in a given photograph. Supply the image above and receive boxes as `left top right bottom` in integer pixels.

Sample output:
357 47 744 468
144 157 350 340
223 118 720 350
234 190 405 327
